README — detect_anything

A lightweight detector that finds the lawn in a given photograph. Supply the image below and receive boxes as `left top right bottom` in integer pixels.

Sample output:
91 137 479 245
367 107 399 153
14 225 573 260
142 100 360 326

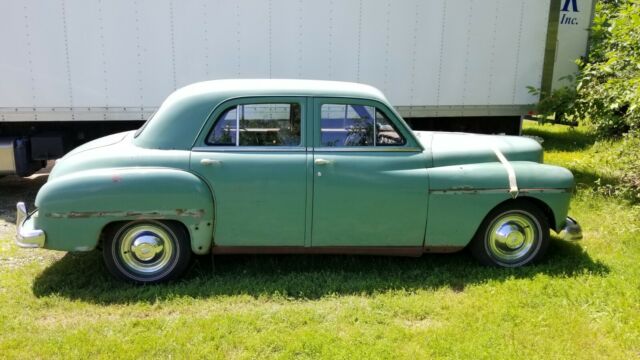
0 121 638 359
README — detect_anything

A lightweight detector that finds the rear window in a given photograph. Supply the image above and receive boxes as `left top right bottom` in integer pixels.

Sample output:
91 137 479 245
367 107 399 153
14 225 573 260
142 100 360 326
206 103 302 146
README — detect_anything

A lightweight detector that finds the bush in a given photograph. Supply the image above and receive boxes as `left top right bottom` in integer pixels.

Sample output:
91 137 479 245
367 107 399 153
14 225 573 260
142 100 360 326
531 1 640 137
616 133 640 201
527 78 578 124
574 0 640 137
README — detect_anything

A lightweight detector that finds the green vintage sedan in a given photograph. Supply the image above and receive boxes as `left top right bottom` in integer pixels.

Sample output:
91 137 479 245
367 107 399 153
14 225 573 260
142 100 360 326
16 79 582 283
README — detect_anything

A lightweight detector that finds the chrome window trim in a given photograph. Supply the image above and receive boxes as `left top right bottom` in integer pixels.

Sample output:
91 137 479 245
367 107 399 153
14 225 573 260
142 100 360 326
235 105 240 146
192 146 421 153
206 102 303 148
193 146 306 153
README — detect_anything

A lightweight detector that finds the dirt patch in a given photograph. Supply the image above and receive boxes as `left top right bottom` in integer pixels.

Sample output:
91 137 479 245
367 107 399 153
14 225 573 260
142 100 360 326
0 162 52 240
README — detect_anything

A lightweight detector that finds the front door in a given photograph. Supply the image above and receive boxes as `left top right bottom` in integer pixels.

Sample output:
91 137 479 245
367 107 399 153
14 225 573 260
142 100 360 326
311 98 430 247
190 97 309 247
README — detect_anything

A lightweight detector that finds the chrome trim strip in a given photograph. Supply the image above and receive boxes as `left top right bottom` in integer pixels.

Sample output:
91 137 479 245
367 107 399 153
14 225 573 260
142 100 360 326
15 202 45 248
192 146 306 152
313 147 422 153
429 188 571 195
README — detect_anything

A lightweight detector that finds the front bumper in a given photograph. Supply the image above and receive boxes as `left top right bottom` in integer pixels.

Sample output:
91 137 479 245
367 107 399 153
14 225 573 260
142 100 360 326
559 216 583 241
15 202 45 248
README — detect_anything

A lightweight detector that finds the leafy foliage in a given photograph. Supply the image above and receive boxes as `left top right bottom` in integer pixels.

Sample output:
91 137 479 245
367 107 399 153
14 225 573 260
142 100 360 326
527 77 578 124
574 1 640 200
532 1 640 137
595 132 640 201
575 0 640 136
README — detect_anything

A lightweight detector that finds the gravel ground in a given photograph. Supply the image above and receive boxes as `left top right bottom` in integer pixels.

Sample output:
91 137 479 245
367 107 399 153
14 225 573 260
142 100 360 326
0 162 52 240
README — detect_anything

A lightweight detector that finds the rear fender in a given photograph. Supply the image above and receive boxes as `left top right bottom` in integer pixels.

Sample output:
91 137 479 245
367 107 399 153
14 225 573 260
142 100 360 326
34 167 214 254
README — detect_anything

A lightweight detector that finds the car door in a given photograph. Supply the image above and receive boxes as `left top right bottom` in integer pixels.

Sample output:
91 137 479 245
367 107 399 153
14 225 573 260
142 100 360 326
311 98 430 247
190 97 309 247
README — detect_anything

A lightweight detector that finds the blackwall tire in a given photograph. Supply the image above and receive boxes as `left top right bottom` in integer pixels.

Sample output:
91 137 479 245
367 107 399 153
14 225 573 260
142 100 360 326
470 201 550 267
102 220 191 284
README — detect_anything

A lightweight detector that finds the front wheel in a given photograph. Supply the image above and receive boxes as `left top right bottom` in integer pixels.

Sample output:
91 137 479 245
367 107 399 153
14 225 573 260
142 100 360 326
103 220 191 283
470 202 550 267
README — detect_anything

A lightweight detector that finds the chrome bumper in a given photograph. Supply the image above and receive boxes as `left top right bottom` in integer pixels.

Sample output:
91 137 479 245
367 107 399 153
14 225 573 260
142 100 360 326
15 202 45 248
559 216 583 241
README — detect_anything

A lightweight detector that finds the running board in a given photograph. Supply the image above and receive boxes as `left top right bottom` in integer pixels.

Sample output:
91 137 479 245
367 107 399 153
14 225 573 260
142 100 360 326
211 246 464 257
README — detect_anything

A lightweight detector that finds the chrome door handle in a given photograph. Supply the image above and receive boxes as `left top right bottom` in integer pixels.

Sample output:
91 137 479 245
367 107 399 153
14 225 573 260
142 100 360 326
200 158 221 166
314 158 333 165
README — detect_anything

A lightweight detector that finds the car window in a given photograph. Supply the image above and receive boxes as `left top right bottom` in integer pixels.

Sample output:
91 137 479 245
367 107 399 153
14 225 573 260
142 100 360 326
207 103 301 146
375 109 405 146
320 104 405 147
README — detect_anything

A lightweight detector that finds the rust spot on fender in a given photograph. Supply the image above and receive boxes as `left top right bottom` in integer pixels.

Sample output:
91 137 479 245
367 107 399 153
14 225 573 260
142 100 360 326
176 208 205 218
45 209 206 219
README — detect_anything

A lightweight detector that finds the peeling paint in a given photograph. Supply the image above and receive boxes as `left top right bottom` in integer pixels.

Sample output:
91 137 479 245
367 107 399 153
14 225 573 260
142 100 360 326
430 188 571 195
45 209 206 219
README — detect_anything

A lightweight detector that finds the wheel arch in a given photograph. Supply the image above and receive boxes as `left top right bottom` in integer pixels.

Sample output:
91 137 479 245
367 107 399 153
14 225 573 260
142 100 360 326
425 158 574 249
98 219 192 250
487 196 557 232
469 198 551 267
34 167 215 254
425 191 567 249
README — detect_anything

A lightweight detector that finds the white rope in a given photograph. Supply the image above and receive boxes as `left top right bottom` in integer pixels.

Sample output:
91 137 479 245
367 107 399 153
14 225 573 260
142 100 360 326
491 144 519 198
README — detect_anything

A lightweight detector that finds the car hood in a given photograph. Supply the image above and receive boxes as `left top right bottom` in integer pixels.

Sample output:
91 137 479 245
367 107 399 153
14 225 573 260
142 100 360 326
413 131 543 167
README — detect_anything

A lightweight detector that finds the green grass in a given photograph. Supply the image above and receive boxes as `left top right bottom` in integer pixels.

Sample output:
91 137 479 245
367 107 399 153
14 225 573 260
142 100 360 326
1 121 639 359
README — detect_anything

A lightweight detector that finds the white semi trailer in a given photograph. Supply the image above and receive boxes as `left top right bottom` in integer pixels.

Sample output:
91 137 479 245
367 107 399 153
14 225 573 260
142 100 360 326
0 0 594 176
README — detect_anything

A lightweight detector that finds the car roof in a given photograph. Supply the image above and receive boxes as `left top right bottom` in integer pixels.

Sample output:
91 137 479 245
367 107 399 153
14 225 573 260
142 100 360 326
172 79 389 103
134 79 392 150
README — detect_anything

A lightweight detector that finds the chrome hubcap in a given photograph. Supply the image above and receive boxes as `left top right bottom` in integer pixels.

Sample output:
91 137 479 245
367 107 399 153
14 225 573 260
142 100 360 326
131 235 164 261
118 224 175 274
487 213 538 263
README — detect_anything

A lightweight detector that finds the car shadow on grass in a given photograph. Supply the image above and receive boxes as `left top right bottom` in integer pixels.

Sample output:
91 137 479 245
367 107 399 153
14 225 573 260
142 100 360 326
32 238 609 304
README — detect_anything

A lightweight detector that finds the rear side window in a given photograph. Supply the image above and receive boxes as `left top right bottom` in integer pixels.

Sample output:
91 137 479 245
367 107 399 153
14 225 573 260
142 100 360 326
320 104 405 147
207 103 301 146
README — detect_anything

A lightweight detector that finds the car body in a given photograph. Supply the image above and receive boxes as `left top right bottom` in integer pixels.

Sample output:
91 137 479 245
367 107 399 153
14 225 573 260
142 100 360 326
16 79 582 283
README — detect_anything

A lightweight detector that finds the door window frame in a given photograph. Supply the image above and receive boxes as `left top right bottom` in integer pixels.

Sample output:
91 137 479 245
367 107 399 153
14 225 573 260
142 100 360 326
312 97 423 152
193 96 309 152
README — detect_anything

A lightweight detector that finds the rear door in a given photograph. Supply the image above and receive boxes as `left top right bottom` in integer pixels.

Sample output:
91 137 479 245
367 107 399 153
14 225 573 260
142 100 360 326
311 98 430 247
190 97 309 247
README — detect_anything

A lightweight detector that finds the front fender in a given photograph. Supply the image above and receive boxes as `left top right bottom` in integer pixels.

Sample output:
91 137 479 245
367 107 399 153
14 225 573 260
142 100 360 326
35 167 214 254
425 161 574 247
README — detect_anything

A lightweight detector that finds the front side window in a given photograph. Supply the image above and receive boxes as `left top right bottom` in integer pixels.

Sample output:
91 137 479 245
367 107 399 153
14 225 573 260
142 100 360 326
320 104 406 147
207 103 301 146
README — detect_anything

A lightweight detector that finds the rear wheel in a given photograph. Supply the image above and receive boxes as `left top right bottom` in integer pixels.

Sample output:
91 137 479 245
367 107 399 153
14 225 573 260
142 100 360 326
102 220 191 283
470 202 550 267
